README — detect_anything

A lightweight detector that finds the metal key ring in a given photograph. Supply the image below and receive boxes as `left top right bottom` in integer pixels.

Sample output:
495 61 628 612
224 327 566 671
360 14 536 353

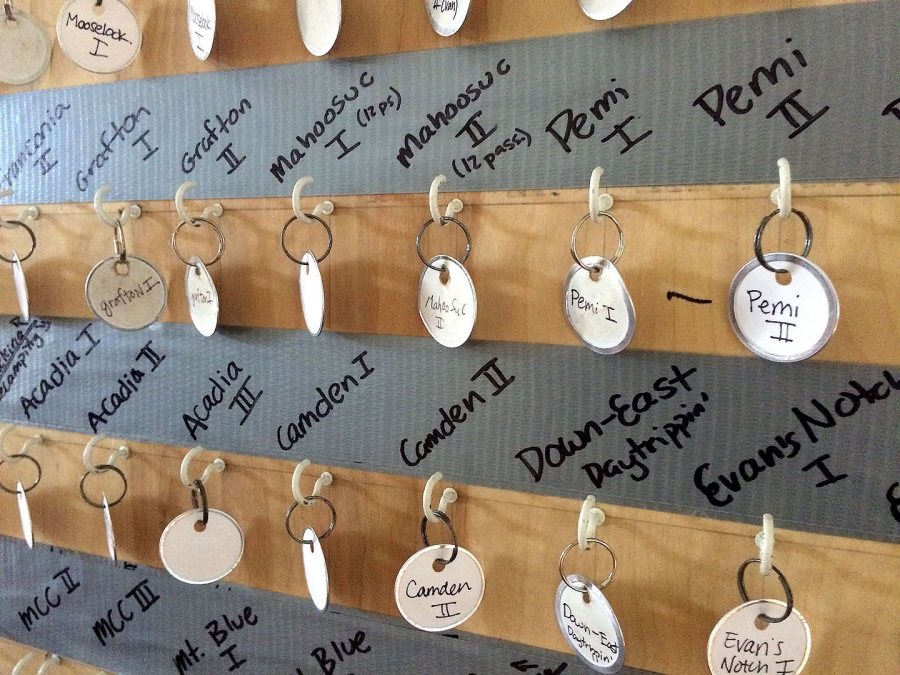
79 463 127 509
281 214 333 265
0 453 41 494
570 212 624 273
172 217 226 268
190 478 209 526
420 509 458 566
754 208 813 274
284 495 337 545
416 216 472 271
737 558 794 624
558 538 617 594
0 220 37 263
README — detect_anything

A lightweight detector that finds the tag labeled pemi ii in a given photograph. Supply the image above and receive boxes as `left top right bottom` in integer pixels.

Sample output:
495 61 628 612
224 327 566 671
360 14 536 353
0 6 52 85
418 255 477 348
556 574 625 673
565 256 635 354
57 0 142 73
85 256 167 331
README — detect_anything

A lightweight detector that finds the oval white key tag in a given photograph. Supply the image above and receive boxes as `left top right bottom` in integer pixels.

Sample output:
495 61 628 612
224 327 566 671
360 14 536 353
418 255 477 348
186 256 219 337
564 256 635 354
296 0 341 56
85 255 167 331
299 251 325 336
708 600 811 674
425 0 471 36
17 480 34 549
578 0 633 21
187 0 216 60
0 8 52 85
729 253 838 362
556 574 625 673
57 0 142 73
159 508 244 584
12 251 30 321
394 544 485 632
102 494 117 561
302 526 329 612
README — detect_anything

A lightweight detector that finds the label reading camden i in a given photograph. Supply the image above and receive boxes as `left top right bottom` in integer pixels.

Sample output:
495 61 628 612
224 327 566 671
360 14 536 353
185 256 219 337
85 255 167 331
0 8 52 85
555 574 625 673
57 0 142 74
187 0 216 60
564 256 635 355
418 255 477 348
729 253 838 362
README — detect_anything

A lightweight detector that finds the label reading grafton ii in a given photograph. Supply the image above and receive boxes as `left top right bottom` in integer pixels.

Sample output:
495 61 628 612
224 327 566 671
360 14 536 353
57 0 142 73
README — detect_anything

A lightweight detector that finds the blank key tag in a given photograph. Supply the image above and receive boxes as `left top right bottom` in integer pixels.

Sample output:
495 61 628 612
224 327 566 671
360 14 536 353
17 480 34 548
57 0 142 73
565 256 635 354
708 600 811 674
418 256 477 348
299 251 325 336
102 494 117 561
186 256 219 337
578 0 634 20
160 507 244 584
0 6 52 85
556 574 625 673
187 0 216 60
425 0 471 36
12 251 30 321
85 255 167 330
301 526 329 612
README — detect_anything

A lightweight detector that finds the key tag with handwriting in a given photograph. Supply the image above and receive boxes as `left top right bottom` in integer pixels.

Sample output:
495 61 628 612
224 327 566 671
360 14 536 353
57 0 142 73
1 213 38 320
281 206 333 337
729 209 838 362
173 216 225 337
187 0 216 60
425 0 471 37
0 1 52 85
708 559 811 674
80 463 128 561
0 446 42 549
578 1 634 21
394 509 485 632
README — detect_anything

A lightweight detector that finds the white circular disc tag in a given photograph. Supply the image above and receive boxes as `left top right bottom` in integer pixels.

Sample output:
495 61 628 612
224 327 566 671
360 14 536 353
578 0 633 20
102 494 117 561
159 508 244 584
729 253 838 362
0 10 52 85
57 0 142 74
299 251 325 336
564 256 635 354
12 252 30 321
418 255 477 348
708 600 811 674
302 527 329 612
425 0 471 37
187 0 216 60
296 0 341 56
394 544 485 632
556 575 625 673
17 481 33 549
85 255 167 331
186 256 219 337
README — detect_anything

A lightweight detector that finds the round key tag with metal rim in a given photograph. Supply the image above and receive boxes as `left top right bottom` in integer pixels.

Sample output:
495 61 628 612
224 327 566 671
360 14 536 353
57 0 142 73
12 251 29 320
729 209 838 362
0 2 52 85
85 255 167 331
578 0 634 21
282 212 332 336
286 494 336 612
80 463 127 562
425 0 471 37
187 0 216 61
394 510 485 632
708 560 811 674
1 453 41 549
296 0 341 56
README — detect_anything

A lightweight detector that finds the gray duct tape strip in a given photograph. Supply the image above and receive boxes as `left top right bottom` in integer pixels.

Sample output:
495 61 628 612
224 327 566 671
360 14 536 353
0 317 898 542
0 537 656 674
1 2 898 203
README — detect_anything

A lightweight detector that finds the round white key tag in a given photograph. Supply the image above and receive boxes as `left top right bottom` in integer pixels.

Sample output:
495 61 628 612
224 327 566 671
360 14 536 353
729 253 838 362
0 7 52 85
17 480 34 549
160 508 244 584
708 600 811 674
186 256 219 337
299 250 325 336
302 526 330 612
187 0 216 60
578 1 634 21
296 0 341 56
556 574 625 673
395 544 485 632
85 255 167 331
12 251 30 321
565 256 635 354
57 0 142 73
425 0 471 37
419 255 477 348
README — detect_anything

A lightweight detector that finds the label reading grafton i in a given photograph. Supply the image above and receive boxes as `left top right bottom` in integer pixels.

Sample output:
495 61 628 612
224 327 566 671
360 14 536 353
0 9 52 85
187 0 216 61
425 0 471 37
85 255 167 331
556 574 625 673
57 0 142 73
418 255 477 348
564 256 635 354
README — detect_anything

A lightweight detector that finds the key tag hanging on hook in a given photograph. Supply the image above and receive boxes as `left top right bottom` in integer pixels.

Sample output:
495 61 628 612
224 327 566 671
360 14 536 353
0 1 52 85
80 436 129 561
425 0 471 37
1 210 38 320
296 0 341 56
57 0 142 73
0 428 43 548
187 0 216 60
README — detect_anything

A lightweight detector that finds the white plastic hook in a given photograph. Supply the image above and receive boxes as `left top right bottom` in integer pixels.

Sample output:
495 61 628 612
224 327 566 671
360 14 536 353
0 424 42 462
83 434 129 473
292 177 335 223
36 654 60 675
180 445 225 488
423 472 458 522
291 459 333 506
770 158 792 219
175 181 224 225
94 185 141 228
16 205 40 224
12 654 34 675
755 513 775 576
428 175 464 224
589 167 614 221
577 495 606 551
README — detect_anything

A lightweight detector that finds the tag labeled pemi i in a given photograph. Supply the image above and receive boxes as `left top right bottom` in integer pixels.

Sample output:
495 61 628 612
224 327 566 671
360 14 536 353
564 255 635 354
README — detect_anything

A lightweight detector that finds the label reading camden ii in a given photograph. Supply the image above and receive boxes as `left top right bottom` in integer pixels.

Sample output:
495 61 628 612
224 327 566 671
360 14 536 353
564 256 635 355
418 255 477 348
57 0 142 74
555 574 625 673
85 256 167 331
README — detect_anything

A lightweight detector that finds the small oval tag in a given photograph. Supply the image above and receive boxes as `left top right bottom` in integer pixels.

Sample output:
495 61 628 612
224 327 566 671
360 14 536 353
302 527 329 612
556 575 625 673
708 600 811 674
418 255 477 348
187 0 216 60
17 481 33 549
425 0 471 37
296 0 341 56
12 251 30 321
729 253 839 362
102 494 117 561
578 0 634 21
0 9 52 85
57 0 142 73
186 256 219 337
299 251 325 336
564 256 635 354
159 508 244 585
85 255 167 331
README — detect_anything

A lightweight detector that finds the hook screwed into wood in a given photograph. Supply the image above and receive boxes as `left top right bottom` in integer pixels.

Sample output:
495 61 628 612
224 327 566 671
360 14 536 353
423 472 458 522
291 459 333 506
180 446 225 488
